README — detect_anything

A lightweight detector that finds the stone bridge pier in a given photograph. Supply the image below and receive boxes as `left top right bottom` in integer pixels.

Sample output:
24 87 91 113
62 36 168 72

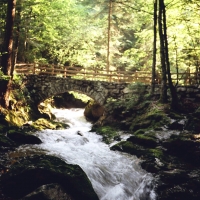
22 75 129 105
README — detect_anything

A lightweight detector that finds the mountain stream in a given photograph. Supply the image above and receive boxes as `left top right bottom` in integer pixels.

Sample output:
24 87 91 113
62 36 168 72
17 108 156 200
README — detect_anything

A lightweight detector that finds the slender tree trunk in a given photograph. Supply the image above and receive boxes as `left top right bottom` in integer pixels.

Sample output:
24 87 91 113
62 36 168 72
173 37 179 86
107 0 112 72
13 0 21 67
151 0 158 95
0 2 7 65
158 0 167 103
0 0 16 108
162 0 178 109
1 0 16 77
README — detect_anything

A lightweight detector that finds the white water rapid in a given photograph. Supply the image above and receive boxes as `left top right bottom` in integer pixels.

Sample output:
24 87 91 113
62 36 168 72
20 109 156 200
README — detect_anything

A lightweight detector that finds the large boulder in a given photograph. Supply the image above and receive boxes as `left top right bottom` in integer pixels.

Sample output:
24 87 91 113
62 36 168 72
84 102 104 121
0 155 99 200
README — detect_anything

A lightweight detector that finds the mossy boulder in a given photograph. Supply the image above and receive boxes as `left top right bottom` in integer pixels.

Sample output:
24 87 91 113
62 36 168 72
111 141 147 157
127 134 158 148
130 113 170 131
162 134 200 166
0 155 99 200
32 118 69 130
156 168 200 200
5 109 30 126
91 125 119 144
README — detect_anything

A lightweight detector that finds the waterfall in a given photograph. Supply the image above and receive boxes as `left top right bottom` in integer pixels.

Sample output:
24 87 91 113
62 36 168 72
19 108 156 200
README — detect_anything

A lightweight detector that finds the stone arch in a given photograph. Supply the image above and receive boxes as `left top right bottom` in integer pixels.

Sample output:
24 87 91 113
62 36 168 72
23 75 109 106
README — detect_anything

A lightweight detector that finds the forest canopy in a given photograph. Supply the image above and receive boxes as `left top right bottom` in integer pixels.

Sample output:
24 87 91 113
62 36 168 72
0 0 200 74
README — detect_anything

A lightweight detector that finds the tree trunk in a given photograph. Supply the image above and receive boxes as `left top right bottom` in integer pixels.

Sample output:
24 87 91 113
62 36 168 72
1 0 16 77
0 0 16 109
158 0 167 103
151 0 158 95
107 0 112 72
13 0 22 67
162 0 179 109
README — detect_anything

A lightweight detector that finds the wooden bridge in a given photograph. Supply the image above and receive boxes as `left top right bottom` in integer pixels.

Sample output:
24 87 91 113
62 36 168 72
15 63 200 85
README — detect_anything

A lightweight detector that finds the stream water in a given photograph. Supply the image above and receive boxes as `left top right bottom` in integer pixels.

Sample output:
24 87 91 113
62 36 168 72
18 108 156 200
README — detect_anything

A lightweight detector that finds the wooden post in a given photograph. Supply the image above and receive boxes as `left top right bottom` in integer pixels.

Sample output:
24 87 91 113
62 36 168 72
33 63 35 74
52 65 54 76
117 70 119 82
64 67 66 78
84 68 86 80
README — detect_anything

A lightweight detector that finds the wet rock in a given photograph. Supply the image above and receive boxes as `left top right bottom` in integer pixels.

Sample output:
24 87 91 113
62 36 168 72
0 113 9 130
159 169 189 184
0 133 16 147
130 120 152 131
111 141 147 157
162 135 200 166
84 102 104 121
167 120 184 130
193 107 200 118
0 155 99 200
77 131 83 136
7 130 42 145
141 158 161 173
156 169 200 200
21 183 73 200
185 116 200 133
127 134 158 148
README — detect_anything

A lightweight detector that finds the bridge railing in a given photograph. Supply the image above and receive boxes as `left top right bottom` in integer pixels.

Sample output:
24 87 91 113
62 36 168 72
14 63 200 85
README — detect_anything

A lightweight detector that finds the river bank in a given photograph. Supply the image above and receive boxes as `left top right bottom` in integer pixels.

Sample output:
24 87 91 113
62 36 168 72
92 94 200 200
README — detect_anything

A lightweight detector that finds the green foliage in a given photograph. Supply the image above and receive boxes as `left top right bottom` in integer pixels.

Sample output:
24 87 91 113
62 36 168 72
1 0 200 76
0 67 10 80
69 91 91 103
13 74 23 85
92 125 119 144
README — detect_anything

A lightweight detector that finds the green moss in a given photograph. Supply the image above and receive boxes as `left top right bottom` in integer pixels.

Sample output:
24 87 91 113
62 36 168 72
5 109 30 126
168 112 185 120
130 111 170 131
1 155 99 200
0 125 5 132
136 134 153 140
92 126 119 144
111 141 146 157
149 148 164 159
32 118 69 130
128 134 157 148
134 129 146 135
